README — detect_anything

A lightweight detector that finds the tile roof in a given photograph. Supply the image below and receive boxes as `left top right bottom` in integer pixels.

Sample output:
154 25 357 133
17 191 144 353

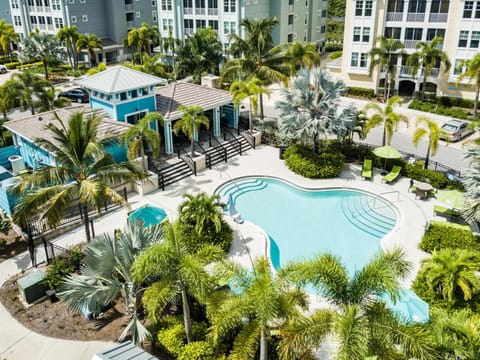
76 65 167 94
155 82 233 121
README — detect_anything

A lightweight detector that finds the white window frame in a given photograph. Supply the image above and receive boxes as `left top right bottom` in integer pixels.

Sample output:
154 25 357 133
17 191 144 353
71 15 77 23
82 15 88 22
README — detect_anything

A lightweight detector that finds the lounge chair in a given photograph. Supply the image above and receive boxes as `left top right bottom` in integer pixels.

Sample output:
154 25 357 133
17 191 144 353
383 165 402 184
361 159 373 180
434 205 461 219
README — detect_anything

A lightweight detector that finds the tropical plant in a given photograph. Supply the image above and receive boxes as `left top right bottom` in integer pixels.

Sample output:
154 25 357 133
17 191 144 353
407 36 451 101
209 257 308 360
125 22 159 64
19 29 67 81
35 86 72 112
11 70 51 115
57 25 80 70
58 221 163 345
369 36 405 100
420 248 480 302
173 105 209 156
0 20 18 62
13 111 144 242
412 116 444 169
456 53 480 118
363 95 409 146
462 141 480 222
230 77 270 132
76 33 103 67
222 17 290 119
121 112 163 171
160 29 182 69
276 68 352 155
278 249 438 359
132 219 224 343
285 41 321 72
0 81 18 118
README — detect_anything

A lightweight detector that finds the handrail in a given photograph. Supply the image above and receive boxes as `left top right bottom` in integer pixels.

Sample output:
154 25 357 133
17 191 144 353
224 128 242 155
241 131 256 150
208 134 228 162
379 190 400 202
195 141 212 169
177 147 197 176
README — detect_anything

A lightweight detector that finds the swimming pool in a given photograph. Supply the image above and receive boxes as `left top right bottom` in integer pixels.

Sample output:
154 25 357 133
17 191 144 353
128 205 168 227
218 177 396 273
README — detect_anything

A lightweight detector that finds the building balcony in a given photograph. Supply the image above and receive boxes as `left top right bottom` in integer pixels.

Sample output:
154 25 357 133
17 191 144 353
195 7 206 15
404 40 420 48
406 12 425 21
126 21 135 29
208 8 218 15
125 4 133 11
386 12 403 21
184 7 193 15
399 65 414 78
428 68 440 77
185 28 194 35
429 13 448 22
288 24 294 32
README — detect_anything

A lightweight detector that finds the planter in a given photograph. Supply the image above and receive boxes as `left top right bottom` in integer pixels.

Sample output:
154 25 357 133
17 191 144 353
252 131 262 146
134 171 158 195
191 153 206 171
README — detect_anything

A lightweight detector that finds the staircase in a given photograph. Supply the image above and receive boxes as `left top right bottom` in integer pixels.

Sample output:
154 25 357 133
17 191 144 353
155 160 193 190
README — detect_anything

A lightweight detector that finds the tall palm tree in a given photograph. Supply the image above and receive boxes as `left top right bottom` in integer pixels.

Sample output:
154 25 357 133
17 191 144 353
57 25 80 70
363 95 409 146
369 36 405 100
76 33 103 67
58 221 162 345
13 111 144 242
0 20 18 62
278 250 438 359
132 220 224 343
457 53 480 118
412 116 444 169
222 17 290 119
173 104 209 156
420 248 480 302
276 68 350 155
11 70 51 115
230 77 270 133
209 257 308 360
121 112 163 171
463 141 480 222
285 41 321 72
0 80 18 118
407 36 451 101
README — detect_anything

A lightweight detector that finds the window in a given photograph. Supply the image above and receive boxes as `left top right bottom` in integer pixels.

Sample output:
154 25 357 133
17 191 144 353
208 0 218 8
464 1 474 18
355 1 363 15
288 34 293 42
362 27 370 42
54 17 63 28
351 52 359 67
196 19 206 28
82 15 88 22
71 15 77 23
385 27 401 39
458 30 469 47
353 27 361 41
365 0 373 15
289 0 294 4
47 17 52 24
184 19 193 30
321 9 327 17
152 0 156 5
11 0 19 9
51 0 60 10
426 28 445 41
30 16 37 24
38 16 45 24
320 25 326 33
69 0 74 3
476 1 480 18
471 31 480 48
405 27 423 40
360 53 368 67
131 89 138 98
454 59 464 75
224 0 235 12
184 0 192 7
13 16 21 26
120 92 127 101
208 20 218 30
387 0 404 12
430 0 449 13
288 15 294 25
305 13 308 24
224 21 236 35
161 0 172 10
152 10 157 22
408 0 426 13
35 0 41 6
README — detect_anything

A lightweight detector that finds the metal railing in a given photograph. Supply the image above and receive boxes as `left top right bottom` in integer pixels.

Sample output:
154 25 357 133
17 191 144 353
241 131 256 150
195 7 206 14
207 8 218 15
406 12 425 21
208 134 228 162
404 40 420 48
177 147 197 176
429 13 448 22
184 7 193 14
224 129 242 155
386 12 403 21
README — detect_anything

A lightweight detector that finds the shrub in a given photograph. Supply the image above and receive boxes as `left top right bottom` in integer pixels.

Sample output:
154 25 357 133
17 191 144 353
283 144 345 178
325 44 343 52
44 258 75 290
0 218 10 234
345 87 375 99
178 341 215 360
408 99 470 119
328 51 343 60
403 163 450 189
180 219 233 253
419 222 480 253
437 96 475 109
5 62 20 69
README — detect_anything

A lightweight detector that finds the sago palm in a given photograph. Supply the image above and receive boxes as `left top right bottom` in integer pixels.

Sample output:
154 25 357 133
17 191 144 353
412 116 444 169
173 104 209 156
457 53 480 118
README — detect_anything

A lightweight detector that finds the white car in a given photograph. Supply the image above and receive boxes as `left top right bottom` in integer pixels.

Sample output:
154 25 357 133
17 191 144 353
439 119 474 142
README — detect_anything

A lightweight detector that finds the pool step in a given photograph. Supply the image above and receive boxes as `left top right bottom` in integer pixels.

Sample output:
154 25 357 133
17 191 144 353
219 178 267 201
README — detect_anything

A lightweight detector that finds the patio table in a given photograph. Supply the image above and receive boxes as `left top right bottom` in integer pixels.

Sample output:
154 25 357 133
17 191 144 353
415 181 434 199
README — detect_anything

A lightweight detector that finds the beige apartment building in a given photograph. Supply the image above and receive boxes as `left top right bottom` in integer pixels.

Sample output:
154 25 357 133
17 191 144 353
329 0 480 100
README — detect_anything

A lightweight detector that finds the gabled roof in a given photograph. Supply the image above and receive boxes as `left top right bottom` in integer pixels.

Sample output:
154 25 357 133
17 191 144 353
155 82 233 121
76 65 167 94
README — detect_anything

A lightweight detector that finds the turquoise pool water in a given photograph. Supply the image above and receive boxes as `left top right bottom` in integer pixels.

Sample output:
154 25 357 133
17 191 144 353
128 205 167 227
218 177 396 273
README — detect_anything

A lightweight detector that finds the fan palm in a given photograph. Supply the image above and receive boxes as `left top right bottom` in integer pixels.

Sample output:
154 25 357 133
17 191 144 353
407 37 451 101
132 219 224 343
13 111 144 242
279 250 438 359
363 95 409 146
456 53 480 118
11 70 51 115
412 116 444 169
57 25 80 70
173 104 209 156
58 221 162 345
209 257 308 360
76 33 103 67
121 112 163 171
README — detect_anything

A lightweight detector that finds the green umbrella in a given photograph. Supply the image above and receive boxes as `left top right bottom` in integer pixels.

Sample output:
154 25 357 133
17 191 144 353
436 189 465 210
373 145 402 169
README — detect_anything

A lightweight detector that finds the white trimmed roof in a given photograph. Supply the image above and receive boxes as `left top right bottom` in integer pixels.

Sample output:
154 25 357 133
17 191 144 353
76 66 167 94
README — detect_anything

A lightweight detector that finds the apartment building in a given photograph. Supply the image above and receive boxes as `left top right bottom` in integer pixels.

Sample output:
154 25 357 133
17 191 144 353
157 0 327 52
330 0 480 100
7 0 157 64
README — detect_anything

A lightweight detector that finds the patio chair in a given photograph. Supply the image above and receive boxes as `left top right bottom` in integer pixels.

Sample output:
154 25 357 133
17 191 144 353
361 159 373 180
434 205 461 219
382 165 402 184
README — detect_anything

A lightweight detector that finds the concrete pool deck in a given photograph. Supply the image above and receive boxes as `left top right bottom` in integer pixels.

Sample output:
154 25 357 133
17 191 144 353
0 144 454 359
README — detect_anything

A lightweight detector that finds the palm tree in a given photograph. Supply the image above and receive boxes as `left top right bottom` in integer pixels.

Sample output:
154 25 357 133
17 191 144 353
13 111 144 242
173 104 209 156
407 36 451 101
412 116 444 169
35 86 72 112
457 53 480 118
420 248 480 302
0 20 18 62
76 33 103 67
121 112 163 171
276 68 350 155
11 70 51 115
178 192 224 237
126 23 159 64
278 249 438 359
0 81 18 118
369 36 405 100
363 95 409 146
57 25 80 70
285 41 321 72
58 221 162 345
222 17 290 119
230 77 270 133
209 257 308 360
160 29 182 69
19 29 67 81
132 219 224 343
463 141 480 222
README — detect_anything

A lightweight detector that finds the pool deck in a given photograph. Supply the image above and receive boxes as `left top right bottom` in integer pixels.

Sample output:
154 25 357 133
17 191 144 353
0 144 453 359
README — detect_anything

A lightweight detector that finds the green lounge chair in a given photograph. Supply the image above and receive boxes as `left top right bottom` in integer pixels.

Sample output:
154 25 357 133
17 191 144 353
434 205 461 219
383 165 402 183
361 159 373 180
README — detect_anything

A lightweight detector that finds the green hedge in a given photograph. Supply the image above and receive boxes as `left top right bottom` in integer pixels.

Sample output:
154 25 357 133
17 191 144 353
345 87 375 99
437 96 475 109
178 341 216 360
408 99 470 119
283 144 345 178
419 221 480 253
328 51 343 60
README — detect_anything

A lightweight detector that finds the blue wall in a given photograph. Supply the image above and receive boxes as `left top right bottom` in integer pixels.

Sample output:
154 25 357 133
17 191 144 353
105 141 128 163
116 97 156 122
0 145 20 169
91 98 115 119
0 186 13 216
15 135 54 168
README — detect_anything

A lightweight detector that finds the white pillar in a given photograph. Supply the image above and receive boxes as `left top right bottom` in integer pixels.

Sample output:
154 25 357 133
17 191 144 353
213 107 221 136
164 121 173 154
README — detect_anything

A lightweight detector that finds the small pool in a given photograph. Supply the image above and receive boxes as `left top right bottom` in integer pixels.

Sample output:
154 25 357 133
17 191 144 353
128 205 167 227
217 177 396 273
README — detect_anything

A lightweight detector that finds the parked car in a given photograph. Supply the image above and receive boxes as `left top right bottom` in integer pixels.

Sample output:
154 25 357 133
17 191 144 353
0 65 7 74
58 88 89 103
439 119 474 142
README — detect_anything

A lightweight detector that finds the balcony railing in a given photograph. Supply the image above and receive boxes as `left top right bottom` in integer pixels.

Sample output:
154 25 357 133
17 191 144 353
406 12 425 21
208 8 218 15
289 4 294 12
126 21 135 29
429 13 448 22
399 65 413 77
288 24 293 32
184 7 193 14
125 4 133 11
185 28 194 35
426 40 444 49
386 12 403 21
404 40 419 48
195 7 206 15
